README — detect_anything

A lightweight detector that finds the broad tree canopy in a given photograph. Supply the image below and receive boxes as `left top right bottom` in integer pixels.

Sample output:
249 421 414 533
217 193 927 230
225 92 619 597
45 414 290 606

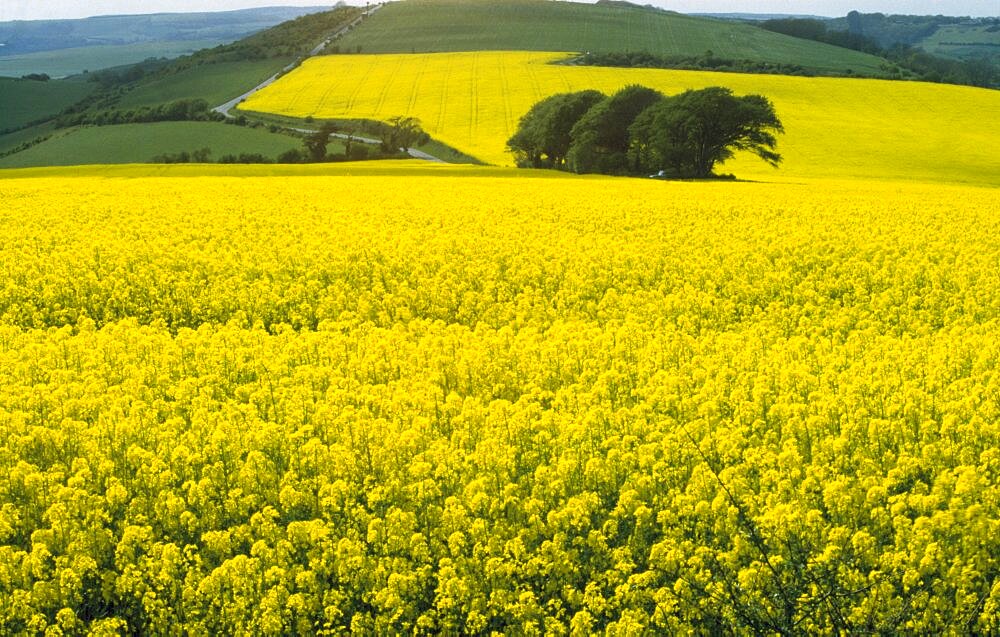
566 85 665 175
507 84 784 179
629 87 784 178
507 90 606 168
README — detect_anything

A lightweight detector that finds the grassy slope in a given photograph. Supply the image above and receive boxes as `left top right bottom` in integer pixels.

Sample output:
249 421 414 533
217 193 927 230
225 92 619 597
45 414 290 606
0 123 59 157
0 122 302 168
243 51 1000 185
335 0 887 74
925 25 1000 46
0 41 221 79
238 111 484 164
921 25 1000 62
105 6 363 109
0 77 94 131
115 59 294 109
0 7 367 169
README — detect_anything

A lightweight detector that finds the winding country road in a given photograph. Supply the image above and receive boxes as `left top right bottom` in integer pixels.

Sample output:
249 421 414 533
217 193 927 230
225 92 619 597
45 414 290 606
289 126 443 163
213 5 380 120
211 4 443 163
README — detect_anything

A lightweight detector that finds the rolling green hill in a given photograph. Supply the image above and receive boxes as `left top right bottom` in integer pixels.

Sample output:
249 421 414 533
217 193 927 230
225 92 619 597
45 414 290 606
94 6 363 111
334 0 889 75
0 7 366 169
0 76 94 131
922 24 1000 64
0 123 53 155
0 41 220 79
0 122 303 168
115 59 292 109
0 7 329 77
823 13 1000 65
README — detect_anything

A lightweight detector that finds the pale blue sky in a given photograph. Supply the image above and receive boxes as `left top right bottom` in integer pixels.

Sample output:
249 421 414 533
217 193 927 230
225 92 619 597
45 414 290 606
1 0 997 22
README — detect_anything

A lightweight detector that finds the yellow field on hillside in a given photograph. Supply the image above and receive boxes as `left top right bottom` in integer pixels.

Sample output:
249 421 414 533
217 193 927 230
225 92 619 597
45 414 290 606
242 51 1000 184
3 163 1000 632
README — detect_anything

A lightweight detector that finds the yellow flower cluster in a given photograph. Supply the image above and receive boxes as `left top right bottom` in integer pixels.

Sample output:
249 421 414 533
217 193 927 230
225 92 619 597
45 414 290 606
1 165 1000 633
242 51 1000 184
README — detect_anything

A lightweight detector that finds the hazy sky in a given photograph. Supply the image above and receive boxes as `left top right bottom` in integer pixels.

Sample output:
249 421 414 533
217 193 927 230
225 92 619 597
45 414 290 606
1 0 997 22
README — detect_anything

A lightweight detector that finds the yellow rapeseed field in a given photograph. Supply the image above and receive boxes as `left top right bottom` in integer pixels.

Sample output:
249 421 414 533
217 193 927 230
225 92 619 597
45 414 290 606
2 163 1000 633
242 51 1000 184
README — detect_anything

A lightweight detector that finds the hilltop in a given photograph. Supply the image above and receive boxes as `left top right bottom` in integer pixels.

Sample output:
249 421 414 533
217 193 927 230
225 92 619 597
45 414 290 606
333 0 889 76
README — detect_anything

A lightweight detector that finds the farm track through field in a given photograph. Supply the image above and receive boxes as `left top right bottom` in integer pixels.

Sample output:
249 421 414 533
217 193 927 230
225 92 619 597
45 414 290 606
371 55 405 117
468 52 479 147
496 56 514 143
343 56 379 113
406 56 427 116
435 60 452 134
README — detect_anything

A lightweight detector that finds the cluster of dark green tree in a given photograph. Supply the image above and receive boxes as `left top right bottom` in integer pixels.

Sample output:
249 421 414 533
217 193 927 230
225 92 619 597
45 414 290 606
570 52 810 77
150 148 214 164
283 116 428 164
149 148 278 164
55 98 221 128
209 116 430 164
0 134 53 160
507 85 783 179
145 117 430 166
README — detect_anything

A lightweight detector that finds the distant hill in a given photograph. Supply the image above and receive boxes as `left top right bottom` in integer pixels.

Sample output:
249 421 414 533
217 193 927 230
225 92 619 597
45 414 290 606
94 6 363 110
0 7 332 56
0 121 302 168
0 6 365 169
923 22 1000 65
0 76 93 132
333 0 888 75
692 13 828 22
824 13 1000 65
0 7 331 77
759 13 998 87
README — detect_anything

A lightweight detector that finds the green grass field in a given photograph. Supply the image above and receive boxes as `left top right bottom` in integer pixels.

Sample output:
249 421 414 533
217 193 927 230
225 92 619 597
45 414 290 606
0 41 223 79
113 58 294 109
0 121 304 168
921 24 1000 62
235 111 483 164
334 0 888 75
0 122 57 156
0 77 94 131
